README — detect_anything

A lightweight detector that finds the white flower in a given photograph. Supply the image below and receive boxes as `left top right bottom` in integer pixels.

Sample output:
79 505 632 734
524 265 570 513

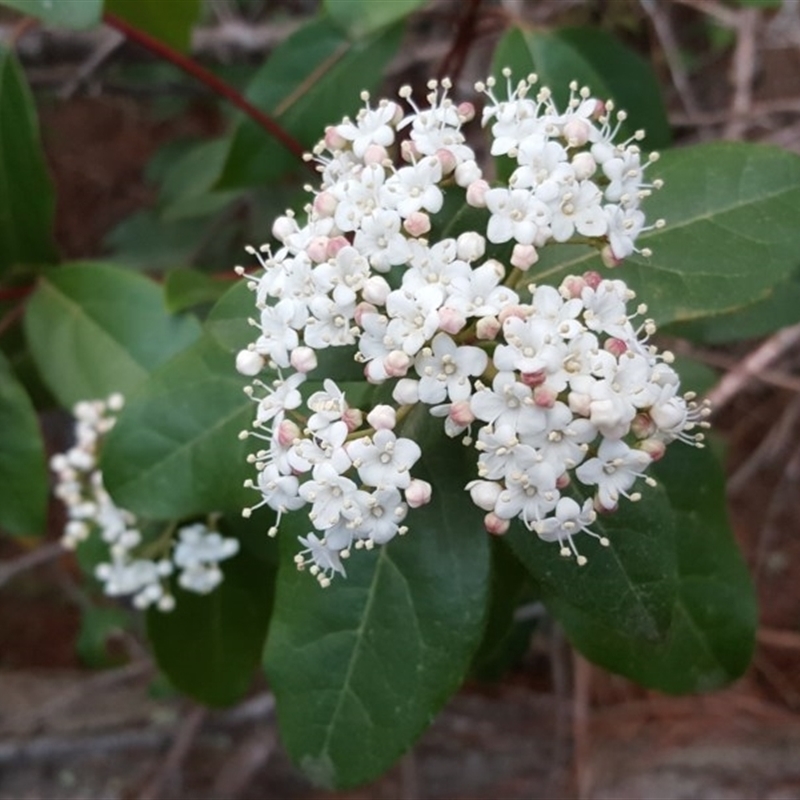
470 372 546 437
335 99 399 158
532 497 606 565
485 187 552 246
414 332 487 404
347 429 421 489
575 439 653 509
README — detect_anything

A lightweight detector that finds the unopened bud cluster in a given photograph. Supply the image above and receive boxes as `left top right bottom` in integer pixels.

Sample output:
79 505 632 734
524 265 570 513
237 73 704 583
51 396 239 610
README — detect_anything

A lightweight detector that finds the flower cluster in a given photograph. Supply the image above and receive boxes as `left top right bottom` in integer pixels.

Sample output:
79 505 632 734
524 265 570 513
237 73 707 583
51 396 239 610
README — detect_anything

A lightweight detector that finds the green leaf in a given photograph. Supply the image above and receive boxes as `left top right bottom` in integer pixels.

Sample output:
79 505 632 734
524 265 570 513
666 264 800 343
101 334 252 519
0 350 47 536
218 17 404 189
324 0 426 38
24 262 202 408
264 412 490 789
530 142 800 326
0 46 57 274
0 0 102 28
164 268 230 314
106 0 201 51
505 479 678 643
205 279 254 352
148 543 276 706
544 445 756 693
492 26 671 149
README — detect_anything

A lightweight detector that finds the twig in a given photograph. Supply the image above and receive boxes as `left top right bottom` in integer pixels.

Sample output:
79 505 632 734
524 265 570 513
437 0 484 85
726 6 760 140
640 0 702 119
673 0 740 28
701 322 800 412
572 650 593 800
399 749 420 800
102 12 313 171
211 727 276 799
0 542 64 589
136 706 207 800
759 627 800 651
59 27 125 100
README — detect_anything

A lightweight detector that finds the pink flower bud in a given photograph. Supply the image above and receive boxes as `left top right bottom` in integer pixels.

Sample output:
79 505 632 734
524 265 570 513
363 144 388 165
436 148 457 175
342 407 364 432
571 151 597 180
476 315 501 340
467 480 502 511
583 270 603 289
600 245 623 268
560 275 586 299
367 404 396 430
235 349 265 376
290 346 318 373
563 118 591 147
362 275 391 305
389 101 404 126
392 378 419 405
384 350 411 377
510 243 539 270
520 370 546 388
277 419 301 447
556 473 571 490
457 231 486 262
499 304 532 324
484 512 509 536
403 211 431 237
533 385 557 407
354 301 378 326
313 191 337 217
325 125 348 150
455 159 482 187
405 479 432 508
631 413 657 439
593 99 607 119
466 178 489 207
638 437 667 461
326 236 349 259
306 236 329 263
604 338 628 358
449 400 475 427
457 101 476 122
438 306 467 334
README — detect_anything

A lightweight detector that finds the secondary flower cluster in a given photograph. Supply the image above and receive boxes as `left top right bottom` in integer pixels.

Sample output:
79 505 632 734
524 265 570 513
237 74 706 583
51 396 239 610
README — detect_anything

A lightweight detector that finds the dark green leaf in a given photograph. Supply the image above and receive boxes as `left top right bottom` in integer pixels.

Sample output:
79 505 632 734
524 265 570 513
148 543 276 706
531 142 800 326
24 262 202 408
106 0 201 51
218 18 404 189
0 0 102 28
545 445 756 693
164 268 230 314
264 411 490 789
0 350 47 535
324 0 426 38
0 45 57 274
205 279 254 352
492 26 671 149
505 479 678 643
101 334 252 519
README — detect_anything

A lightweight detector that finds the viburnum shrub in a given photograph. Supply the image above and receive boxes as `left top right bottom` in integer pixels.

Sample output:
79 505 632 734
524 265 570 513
235 73 709 586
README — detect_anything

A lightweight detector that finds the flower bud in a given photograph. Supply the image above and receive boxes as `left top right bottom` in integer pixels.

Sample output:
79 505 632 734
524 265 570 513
631 413 656 439
511 243 539 270
306 236 329 263
556 473 571 490
277 418 301 447
466 179 489 207
271 215 296 243
601 245 623 268
406 479 433 508
449 400 475 426
404 211 431 237
476 315 501 340
563 118 591 147
342 407 364 431
520 370 546 387
362 275 391 305
604 338 628 358
571 151 597 180
326 235 349 259
363 144 389 165
367 404 396 430
313 191 337 217
392 378 420 405
438 306 467 334
484 512 509 536
290 346 318 373
401 139 421 162
456 231 486 262
467 480 502 511
384 350 411 377
560 275 586 299
638 437 667 461
325 125 348 150
236 349 265 376
436 148 457 175
499 304 531 324
583 270 603 289
533 385 557 407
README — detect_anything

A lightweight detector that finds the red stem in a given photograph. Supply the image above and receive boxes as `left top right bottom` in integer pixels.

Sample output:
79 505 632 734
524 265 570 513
103 12 313 170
